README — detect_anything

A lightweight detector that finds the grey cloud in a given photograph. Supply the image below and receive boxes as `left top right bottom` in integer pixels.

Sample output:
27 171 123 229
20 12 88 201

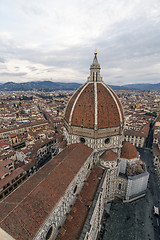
27 66 38 71
14 66 20 71
0 57 5 63
115 76 124 78
14 1 44 16
99 18 160 64
1 13 160 85
0 72 27 77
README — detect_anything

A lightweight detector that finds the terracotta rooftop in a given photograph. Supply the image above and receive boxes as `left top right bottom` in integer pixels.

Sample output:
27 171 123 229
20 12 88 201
0 150 15 160
58 140 67 149
0 143 92 240
0 120 48 133
124 123 150 138
56 166 104 240
10 134 17 138
64 84 84 123
0 159 13 167
100 149 118 161
0 167 10 179
127 160 145 177
0 142 10 148
0 168 24 189
121 141 138 160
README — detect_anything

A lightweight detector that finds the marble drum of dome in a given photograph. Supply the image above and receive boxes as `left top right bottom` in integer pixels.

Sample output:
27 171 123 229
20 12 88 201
63 51 124 151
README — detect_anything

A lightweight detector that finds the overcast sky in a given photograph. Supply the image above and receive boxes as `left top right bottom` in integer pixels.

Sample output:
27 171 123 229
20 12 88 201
0 0 160 85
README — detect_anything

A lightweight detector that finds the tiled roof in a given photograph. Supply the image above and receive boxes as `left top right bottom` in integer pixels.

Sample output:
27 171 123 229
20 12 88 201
100 149 118 161
71 83 95 128
124 123 150 138
64 82 124 129
97 83 121 128
0 159 13 167
0 168 24 189
0 167 10 179
58 140 67 149
108 86 124 120
64 84 84 123
0 120 48 133
121 141 137 159
0 143 92 240
0 142 10 148
10 134 17 138
56 166 104 240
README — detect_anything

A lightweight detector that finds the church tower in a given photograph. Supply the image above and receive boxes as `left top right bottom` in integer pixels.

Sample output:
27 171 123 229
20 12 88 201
63 51 124 156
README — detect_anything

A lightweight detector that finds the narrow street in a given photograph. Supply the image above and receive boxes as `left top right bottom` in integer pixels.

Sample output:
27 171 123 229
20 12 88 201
146 121 154 149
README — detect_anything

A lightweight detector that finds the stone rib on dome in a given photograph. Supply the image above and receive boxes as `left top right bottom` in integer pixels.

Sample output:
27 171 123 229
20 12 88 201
108 86 124 120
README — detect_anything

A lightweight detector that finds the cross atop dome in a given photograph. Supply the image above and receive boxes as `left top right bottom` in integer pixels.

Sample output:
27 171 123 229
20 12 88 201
88 50 103 82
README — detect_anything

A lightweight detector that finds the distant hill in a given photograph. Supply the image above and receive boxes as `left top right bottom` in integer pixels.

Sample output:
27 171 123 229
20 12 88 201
0 81 81 91
0 81 159 91
123 83 160 91
109 85 129 90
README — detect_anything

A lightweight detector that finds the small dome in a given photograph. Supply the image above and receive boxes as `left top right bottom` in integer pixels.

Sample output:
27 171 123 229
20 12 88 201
101 150 118 161
121 141 137 159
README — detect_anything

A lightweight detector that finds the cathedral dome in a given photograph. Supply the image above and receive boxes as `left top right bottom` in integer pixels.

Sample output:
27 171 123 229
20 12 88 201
64 51 124 139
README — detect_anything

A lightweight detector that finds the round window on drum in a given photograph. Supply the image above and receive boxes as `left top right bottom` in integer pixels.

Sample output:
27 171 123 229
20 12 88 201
80 137 85 144
104 138 110 144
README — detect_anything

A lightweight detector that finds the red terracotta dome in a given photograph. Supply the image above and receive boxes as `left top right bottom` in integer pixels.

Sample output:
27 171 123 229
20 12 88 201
120 141 138 159
64 52 124 131
100 149 118 161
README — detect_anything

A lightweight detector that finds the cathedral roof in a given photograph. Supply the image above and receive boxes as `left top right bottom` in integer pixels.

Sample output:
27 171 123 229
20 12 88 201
121 141 138 159
0 143 92 240
64 52 124 131
56 166 104 240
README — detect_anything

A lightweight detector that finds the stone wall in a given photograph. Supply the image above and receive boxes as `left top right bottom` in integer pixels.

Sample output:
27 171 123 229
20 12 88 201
99 159 118 201
115 176 128 199
63 126 123 152
153 143 160 186
125 135 145 148
64 120 122 139
125 172 149 201
79 170 107 240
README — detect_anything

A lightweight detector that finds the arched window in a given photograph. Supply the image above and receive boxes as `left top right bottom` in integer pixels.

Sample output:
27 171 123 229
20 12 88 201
73 185 78 194
46 226 53 240
88 163 91 170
